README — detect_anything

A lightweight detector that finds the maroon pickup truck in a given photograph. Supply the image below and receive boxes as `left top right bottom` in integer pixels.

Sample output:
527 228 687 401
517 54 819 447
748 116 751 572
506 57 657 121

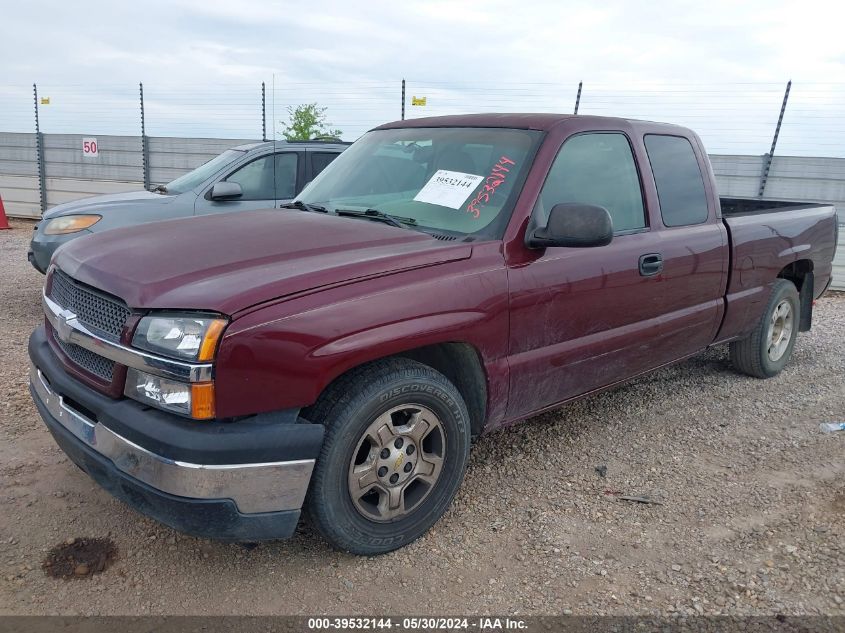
28 114 838 555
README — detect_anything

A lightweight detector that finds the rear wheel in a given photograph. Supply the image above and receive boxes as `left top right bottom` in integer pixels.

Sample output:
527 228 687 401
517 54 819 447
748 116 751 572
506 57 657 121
730 279 800 378
306 358 471 555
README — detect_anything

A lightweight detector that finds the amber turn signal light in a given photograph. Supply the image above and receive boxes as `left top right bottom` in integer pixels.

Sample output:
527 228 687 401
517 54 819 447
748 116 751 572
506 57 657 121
198 319 227 362
190 382 216 420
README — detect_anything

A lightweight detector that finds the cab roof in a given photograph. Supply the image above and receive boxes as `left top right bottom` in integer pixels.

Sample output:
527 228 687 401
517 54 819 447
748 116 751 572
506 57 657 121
374 113 694 136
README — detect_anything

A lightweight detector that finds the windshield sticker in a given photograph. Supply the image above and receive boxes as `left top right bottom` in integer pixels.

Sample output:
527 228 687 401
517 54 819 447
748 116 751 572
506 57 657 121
466 156 516 218
413 170 485 209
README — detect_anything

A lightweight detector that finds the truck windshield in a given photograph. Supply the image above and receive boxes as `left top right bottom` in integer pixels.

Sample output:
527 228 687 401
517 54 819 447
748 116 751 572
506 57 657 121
164 149 246 194
297 127 541 237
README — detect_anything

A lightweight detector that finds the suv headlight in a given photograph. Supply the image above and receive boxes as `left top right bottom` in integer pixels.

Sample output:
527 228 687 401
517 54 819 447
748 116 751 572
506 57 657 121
132 313 227 362
43 215 102 235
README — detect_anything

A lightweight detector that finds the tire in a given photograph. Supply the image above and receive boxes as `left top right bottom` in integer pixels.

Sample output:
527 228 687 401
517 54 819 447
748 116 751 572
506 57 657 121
730 279 800 378
306 358 471 555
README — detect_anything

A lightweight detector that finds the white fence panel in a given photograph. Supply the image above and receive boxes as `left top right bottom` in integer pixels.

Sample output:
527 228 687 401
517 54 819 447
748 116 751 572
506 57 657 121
0 174 40 217
45 177 145 208
0 135 843 289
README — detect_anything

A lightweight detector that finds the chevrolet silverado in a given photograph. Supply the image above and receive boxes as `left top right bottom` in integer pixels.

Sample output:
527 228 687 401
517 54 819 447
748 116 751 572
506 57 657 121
28 114 838 555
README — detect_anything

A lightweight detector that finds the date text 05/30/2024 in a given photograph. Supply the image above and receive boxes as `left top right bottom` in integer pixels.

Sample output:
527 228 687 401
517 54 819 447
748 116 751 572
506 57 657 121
307 617 527 630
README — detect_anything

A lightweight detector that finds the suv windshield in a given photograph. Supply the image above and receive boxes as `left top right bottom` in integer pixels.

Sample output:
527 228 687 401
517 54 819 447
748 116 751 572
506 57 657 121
165 149 245 194
297 127 541 237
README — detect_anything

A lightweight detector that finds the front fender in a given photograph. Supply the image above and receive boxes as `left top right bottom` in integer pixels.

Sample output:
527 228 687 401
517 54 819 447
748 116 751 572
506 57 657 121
311 311 487 358
213 243 509 419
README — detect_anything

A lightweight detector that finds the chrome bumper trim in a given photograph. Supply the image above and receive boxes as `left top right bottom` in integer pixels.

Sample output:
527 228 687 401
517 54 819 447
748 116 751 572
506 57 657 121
43 291 213 383
30 362 315 514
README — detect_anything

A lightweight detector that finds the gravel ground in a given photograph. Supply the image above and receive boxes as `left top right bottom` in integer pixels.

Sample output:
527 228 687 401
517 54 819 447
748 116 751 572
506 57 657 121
0 218 843 616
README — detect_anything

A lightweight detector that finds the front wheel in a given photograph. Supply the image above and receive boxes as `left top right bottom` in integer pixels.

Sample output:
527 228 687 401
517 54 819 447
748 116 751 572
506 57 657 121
730 279 800 378
306 359 471 555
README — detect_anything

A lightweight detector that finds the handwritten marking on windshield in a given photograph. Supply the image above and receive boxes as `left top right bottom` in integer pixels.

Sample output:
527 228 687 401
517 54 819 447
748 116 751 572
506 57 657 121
466 156 516 218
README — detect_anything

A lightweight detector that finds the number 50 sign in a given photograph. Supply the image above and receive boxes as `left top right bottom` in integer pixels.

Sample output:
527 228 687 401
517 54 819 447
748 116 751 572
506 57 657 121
82 138 99 158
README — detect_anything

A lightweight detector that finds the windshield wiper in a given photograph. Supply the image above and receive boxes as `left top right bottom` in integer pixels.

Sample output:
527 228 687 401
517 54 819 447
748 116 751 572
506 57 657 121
151 184 167 194
335 208 417 229
279 200 328 213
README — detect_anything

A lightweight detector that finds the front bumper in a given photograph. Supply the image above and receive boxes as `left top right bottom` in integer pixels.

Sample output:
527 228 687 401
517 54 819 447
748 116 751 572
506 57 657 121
28 250 47 274
29 229 87 274
29 327 324 541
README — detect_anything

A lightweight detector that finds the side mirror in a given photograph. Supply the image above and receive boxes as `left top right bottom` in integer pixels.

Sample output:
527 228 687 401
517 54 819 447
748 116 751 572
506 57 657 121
210 181 243 200
526 203 613 249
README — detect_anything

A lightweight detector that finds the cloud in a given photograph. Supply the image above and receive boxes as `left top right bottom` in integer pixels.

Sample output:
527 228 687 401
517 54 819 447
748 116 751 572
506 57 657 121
0 0 842 154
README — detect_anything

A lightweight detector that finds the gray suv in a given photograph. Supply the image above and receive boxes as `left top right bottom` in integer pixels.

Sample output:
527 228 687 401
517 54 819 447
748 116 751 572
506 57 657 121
28 140 349 273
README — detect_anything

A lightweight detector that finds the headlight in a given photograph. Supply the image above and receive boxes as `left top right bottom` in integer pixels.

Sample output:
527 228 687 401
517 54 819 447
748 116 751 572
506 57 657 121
125 368 215 419
43 215 102 235
132 313 227 361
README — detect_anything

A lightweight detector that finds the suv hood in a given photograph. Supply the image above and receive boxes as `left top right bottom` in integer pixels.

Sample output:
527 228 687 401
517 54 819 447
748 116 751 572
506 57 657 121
54 210 473 315
43 190 176 219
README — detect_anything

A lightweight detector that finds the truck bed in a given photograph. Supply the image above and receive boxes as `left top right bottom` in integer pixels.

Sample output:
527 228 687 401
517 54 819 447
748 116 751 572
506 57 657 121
714 200 838 343
720 196 829 217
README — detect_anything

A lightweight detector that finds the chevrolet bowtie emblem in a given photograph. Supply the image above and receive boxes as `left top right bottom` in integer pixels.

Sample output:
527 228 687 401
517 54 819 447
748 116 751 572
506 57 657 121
55 308 78 343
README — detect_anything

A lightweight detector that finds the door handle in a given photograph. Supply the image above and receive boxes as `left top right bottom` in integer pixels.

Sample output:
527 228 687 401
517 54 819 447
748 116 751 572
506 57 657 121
638 253 663 277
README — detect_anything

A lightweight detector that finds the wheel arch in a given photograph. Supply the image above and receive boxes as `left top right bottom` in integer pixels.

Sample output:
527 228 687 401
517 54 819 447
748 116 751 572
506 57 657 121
303 341 489 439
777 259 814 331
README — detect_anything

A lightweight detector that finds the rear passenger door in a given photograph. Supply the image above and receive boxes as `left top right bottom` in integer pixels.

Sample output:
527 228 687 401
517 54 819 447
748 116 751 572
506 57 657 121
641 134 728 359
305 150 341 187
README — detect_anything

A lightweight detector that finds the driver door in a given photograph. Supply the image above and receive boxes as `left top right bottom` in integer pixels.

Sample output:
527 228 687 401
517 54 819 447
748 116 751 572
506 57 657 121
506 131 668 419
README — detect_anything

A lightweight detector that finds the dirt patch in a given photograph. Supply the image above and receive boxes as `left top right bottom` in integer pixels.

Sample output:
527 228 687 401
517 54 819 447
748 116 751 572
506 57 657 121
0 221 843 615
41 537 117 579
832 492 845 515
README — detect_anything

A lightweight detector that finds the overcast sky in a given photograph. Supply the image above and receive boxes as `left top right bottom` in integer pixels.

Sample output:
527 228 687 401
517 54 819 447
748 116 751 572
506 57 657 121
2 0 843 155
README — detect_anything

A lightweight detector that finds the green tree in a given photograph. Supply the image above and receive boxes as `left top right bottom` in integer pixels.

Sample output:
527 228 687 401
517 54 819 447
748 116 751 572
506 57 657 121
280 103 342 141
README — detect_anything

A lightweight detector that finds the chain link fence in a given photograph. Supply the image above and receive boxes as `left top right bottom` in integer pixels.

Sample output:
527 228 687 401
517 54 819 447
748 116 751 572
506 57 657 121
0 79 843 241
1 79 844 156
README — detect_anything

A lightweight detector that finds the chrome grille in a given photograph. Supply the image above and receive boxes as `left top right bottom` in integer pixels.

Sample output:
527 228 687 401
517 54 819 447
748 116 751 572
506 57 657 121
53 328 116 382
49 269 130 341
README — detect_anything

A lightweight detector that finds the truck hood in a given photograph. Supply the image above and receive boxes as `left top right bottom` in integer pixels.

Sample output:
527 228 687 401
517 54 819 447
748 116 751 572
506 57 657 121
54 210 473 315
43 190 177 219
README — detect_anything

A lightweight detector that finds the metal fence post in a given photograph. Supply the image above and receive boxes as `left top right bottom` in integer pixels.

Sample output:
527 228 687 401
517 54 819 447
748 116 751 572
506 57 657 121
758 79 791 197
261 82 267 142
140 82 151 190
401 79 406 121
574 81 583 114
33 83 47 215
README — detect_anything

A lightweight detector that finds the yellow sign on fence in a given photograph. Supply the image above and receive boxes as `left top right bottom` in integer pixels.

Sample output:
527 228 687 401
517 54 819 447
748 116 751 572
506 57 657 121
411 96 427 106
40 97 50 105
